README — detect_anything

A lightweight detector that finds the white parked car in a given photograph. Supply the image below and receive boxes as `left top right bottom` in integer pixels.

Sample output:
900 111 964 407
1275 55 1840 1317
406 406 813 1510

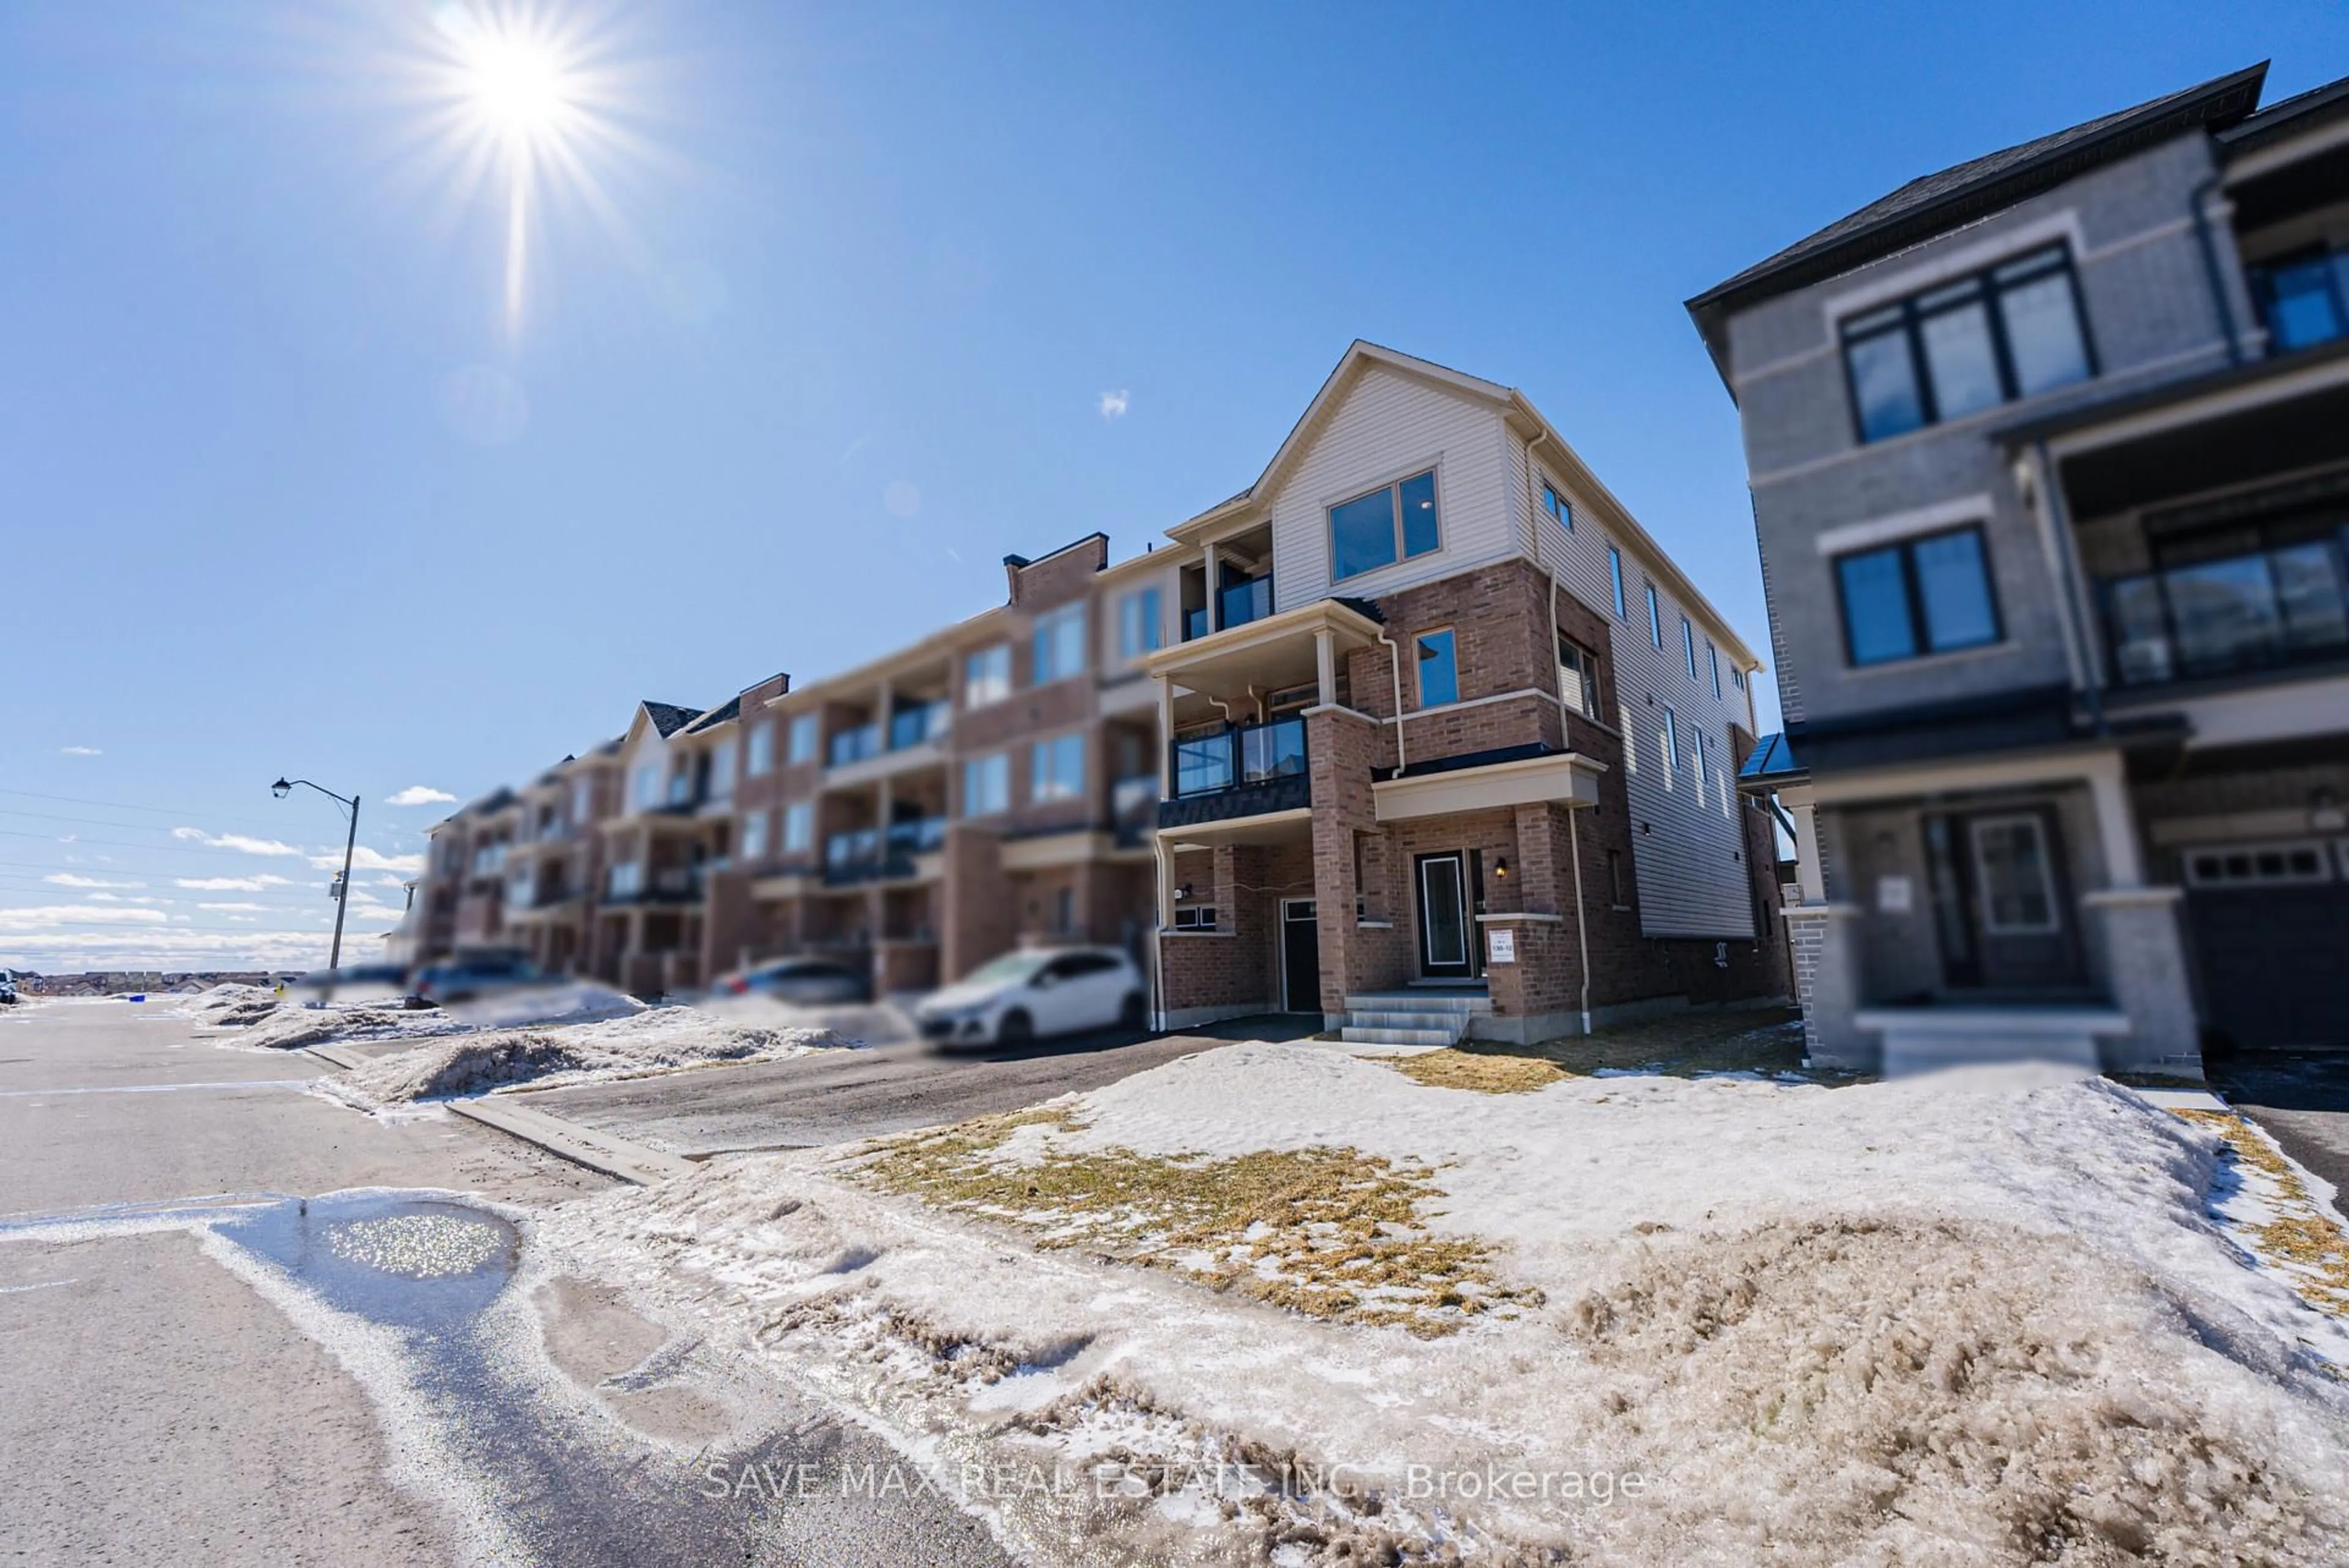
915 947 1147 1048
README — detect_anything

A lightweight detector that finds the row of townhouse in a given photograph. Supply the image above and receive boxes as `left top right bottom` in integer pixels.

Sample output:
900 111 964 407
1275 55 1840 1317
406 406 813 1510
412 341 1794 1042
1702 62 2349 1071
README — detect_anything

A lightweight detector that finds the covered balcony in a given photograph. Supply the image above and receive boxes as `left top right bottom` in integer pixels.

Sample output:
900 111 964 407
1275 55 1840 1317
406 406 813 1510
1144 596 1384 830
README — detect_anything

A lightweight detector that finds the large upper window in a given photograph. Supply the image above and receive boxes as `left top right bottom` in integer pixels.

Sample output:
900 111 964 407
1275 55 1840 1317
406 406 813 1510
1117 587 1163 659
707 739 736 800
785 714 818 764
1031 604 1088 686
1031 733 1085 802
1834 525 2001 667
782 801 813 853
632 763 661 810
740 810 768 862
965 644 1011 708
2249 245 2349 354
1414 629 1459 708
1329 470 1439 581
746 721 774 776
1841 245 2093 443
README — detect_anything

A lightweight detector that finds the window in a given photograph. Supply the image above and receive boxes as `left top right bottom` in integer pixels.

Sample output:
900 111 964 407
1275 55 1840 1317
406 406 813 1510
2249 246 2349 353
786 714 818 764
1173 903 1219 930
1032 604 1088 685
1541 481 1573 532
965 644 1012 707
2181 839 2333 889
708 740 736 800
1329 469 1439 581
1840 244 2093 442
1118 587 1162 659
1731 664 1745 692
740 810 768 861
782 801 813 853
1414 629 1459 708
1607 545 1627 618
1646 582 1663 649
1970 815 2059 933
1707 642 1722 700
1681 616 1698 679
632 763 661 810
1605 849 1627 907
607 860 642 898
746 722 774 776
573 777 595 823
1031 733 1085 803
1557 635 1599 717
1835 525 2000 667
1662 705 1680 775
962 752 1009 817
1693 728 1709 797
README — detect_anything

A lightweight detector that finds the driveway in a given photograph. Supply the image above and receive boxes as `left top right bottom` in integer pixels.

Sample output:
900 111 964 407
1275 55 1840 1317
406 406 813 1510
515 1015 1323 1157
2206 1049 2349 1221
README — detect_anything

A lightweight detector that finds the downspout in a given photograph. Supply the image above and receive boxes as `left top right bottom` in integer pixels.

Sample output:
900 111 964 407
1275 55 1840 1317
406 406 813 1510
2033 437 2109 738
1148 834 1170 1031
2189 174 2244 368
1568 805 1592 1036
1374 628 1406 772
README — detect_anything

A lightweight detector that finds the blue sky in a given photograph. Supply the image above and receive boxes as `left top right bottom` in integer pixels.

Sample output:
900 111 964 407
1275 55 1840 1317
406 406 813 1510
2 1 2342 971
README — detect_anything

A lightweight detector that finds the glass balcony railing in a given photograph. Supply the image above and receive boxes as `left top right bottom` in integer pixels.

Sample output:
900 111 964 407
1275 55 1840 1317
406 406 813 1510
828 725 882 767
1183 606 1211 642
2102 530 2349 686
1170 715 1308 799
1219 575 1272 632
822 818 946 884
1111 774 1159 845
887 700 951 752
886 815 948 854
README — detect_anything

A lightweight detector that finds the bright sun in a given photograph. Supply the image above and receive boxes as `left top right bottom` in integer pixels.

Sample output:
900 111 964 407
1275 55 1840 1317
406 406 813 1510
462 32 572 140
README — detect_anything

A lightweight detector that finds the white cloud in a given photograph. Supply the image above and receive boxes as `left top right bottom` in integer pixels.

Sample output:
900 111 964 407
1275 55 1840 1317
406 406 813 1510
43 873 144 889
0 923 399 971
386 785 458 807
174 875 295 892
173 827 303 857
196 902 270 912
373 874 410 889
1097 389 1130 420
0 904 169 931
310 846 425 875
58 745 102 756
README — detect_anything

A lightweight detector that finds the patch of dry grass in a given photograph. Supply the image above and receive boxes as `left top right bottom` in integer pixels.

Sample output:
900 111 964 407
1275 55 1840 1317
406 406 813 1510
2173 1108 2349 1319
850 1109 1538 1336
1378 1048 1574 1094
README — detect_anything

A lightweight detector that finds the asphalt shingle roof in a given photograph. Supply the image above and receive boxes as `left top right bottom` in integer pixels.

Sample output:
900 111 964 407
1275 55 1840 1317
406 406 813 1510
641 701 702 739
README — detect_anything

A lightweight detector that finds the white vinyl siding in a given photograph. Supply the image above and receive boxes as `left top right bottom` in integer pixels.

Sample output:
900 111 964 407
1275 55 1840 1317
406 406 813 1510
1266 364 1520 608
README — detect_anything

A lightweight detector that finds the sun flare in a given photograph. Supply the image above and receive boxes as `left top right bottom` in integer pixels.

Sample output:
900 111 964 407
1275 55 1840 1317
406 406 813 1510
459 29 574 142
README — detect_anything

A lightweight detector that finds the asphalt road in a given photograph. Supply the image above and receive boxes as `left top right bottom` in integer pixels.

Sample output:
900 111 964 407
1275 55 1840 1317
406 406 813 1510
2205 1048 2349 1221
0 999 1022 1567
521 1015 1316 1156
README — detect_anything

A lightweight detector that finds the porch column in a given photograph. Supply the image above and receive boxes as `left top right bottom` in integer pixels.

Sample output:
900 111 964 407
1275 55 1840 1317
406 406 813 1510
1156 675 1176 797
1315 627 1337 709
1786 903 1871 1070
2085 755 2145 889
1783 785 1827 905
1202 542 1220 632
2084 887 2203 1077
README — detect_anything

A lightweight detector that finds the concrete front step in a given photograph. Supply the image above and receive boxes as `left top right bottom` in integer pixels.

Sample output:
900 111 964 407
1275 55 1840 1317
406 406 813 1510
1343 991 1491 1015
1348 1009 1475 1032
1340 1025 1462 1048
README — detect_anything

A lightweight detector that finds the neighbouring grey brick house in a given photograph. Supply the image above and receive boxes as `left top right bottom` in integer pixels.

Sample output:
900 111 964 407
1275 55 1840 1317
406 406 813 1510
1688 62 2349 1073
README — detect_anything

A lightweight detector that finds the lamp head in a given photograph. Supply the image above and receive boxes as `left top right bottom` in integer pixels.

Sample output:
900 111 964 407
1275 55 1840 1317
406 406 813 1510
271 778 292 798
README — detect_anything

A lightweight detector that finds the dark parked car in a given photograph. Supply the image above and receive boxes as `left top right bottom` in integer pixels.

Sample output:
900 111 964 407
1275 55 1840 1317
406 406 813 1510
412 955 546 1006
286 963 414 1006
714 955 873 1007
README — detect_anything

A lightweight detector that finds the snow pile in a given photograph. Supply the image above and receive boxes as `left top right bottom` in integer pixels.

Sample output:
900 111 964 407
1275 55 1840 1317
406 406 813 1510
532 1045 2349 1566
327 1008 848 1107
177 982 283 1027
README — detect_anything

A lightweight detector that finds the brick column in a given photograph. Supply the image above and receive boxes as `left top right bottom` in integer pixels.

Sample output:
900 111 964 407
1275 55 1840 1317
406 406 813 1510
1785 903 1870 1070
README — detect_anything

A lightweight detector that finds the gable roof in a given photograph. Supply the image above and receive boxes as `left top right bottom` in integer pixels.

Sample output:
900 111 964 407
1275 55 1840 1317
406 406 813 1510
1168 341 1514 539
2221 68 2349 155
640 701 701 739
681 695 741 735
1685 62 2269 388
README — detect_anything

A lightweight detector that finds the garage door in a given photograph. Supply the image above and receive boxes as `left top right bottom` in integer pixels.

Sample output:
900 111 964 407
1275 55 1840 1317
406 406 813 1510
2181 839 2349 1050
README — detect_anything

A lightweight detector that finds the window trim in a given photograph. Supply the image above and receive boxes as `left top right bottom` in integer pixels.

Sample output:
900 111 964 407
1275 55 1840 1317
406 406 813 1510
1831 523 2003 669
1327 467 1442 583
1661 703 1680 774
1606 544 1628 619
781 801 814 853
1029 730 1086 804
1680 616 1698 680
1116 586 1163 660
963 643 1012 708
1646 582 1663 649
1413 627 1460 709
1837 242 2097 445
1030 604 1089 689
960 751 1011 819
785 714 820 765
1540 479 1574 532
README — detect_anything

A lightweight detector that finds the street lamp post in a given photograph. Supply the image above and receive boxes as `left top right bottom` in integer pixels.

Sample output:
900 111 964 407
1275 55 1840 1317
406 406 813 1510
273 777 360 972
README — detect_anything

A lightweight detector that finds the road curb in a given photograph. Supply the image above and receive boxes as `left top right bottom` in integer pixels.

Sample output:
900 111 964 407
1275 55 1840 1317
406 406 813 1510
447 1097 699 1185
304 1044 372 1072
